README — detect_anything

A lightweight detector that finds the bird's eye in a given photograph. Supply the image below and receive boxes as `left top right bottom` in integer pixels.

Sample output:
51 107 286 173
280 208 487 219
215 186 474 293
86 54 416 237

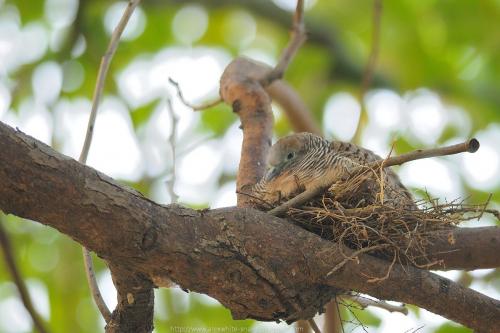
286 152 295 160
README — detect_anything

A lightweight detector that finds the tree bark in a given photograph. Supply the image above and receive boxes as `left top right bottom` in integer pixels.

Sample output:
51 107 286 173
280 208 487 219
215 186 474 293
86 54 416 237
219 57 274 207
105 268 154 333
1 121 500 332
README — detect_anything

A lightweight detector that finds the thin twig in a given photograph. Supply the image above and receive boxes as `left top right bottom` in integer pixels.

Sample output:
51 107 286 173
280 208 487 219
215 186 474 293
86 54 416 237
268 139 480 216
165 98 179 204
0 222 50 333
168 78 222 111
82 250 110 321
260 0 306 86
79 0 142 323
342 294 408 315
79 0 142 163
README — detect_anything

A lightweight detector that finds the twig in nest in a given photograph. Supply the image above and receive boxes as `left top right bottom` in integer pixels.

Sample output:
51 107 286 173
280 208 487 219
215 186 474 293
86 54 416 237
364 249 397 283
79 0 144 323
236 190 274 210
260 0 306 86
269 138 480 217
341 293 408 315
377 140 395 205
168 78 222 111
0 222 51 333
289 190 497 271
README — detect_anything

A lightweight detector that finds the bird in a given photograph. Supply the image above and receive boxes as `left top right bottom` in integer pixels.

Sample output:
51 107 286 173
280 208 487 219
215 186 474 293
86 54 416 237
252 132 414 208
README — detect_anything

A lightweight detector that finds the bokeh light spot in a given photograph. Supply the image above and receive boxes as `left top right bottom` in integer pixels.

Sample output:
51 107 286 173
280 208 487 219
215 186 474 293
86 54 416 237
223 10 256 49
32 61 63 105
44 0 78 29
323 92 361 142
172 5 208 45
62 60 85 93
104 2 146 41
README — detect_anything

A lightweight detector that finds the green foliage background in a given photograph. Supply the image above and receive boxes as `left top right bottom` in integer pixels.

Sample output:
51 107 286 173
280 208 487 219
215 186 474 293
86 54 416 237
1 0 499 332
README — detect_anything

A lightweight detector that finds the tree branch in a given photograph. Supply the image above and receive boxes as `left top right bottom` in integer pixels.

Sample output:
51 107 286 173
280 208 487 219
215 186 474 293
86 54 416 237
1 122 500 331
79 0 143 324
168 78 222 111
161 0 388 87
105 267 154 333
220 58 274 207
259 0 306 87
266 81 322 135
0 221 50 333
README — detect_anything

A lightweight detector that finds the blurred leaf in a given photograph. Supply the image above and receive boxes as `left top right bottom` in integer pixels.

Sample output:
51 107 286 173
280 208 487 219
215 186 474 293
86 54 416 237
199 104 235 136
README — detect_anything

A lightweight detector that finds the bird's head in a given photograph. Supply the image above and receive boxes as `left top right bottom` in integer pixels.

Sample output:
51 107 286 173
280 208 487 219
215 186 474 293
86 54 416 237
252 132 327 204
264 132 324 182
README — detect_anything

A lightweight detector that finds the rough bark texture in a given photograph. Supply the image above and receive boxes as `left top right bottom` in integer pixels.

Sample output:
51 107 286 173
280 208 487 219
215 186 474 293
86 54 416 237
105 269 154 333
424 227 500 270
1 122 500 331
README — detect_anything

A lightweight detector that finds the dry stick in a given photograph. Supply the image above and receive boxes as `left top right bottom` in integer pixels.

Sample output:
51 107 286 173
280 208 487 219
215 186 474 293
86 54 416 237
165 98 179 204
79 0 142 323
353 0 383 144
168 78 222 111
260 0 306 87
269 138 480 217
0 222 50 333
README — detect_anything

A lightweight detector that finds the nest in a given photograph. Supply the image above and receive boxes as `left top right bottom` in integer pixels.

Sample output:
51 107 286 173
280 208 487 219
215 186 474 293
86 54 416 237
255 167 496 271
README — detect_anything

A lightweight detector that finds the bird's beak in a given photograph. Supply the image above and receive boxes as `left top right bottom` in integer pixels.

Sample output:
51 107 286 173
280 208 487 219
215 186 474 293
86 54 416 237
264 165 282 181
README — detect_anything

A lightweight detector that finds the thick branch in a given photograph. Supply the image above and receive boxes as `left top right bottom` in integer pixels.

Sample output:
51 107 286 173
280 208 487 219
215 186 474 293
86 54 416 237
423 227 500 270
1 122 500 331
105 268 154 333
220 58 274 207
